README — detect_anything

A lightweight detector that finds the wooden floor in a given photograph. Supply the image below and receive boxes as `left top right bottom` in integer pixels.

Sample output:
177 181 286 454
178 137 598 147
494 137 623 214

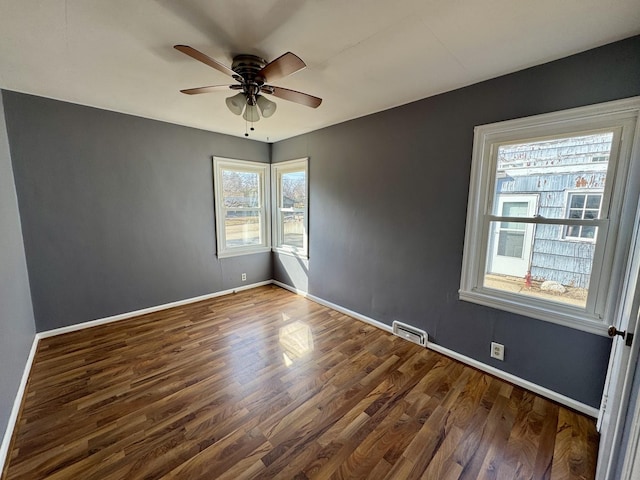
2 285 599 479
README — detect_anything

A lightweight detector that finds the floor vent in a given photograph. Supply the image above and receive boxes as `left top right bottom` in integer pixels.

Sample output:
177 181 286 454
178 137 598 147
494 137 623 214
392 321 427 347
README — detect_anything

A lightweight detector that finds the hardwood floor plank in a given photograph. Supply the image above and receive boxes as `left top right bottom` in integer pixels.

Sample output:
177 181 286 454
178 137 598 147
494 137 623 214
458 383 509 479
1 285 599 480
334 406 409 478
161 427 268 480
475 389 520 479
551 407 599 479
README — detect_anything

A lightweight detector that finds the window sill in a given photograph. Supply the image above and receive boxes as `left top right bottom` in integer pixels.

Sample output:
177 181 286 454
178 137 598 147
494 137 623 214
272 247 308 260
560 237 597 244
459 288 609 336
217 246 271 259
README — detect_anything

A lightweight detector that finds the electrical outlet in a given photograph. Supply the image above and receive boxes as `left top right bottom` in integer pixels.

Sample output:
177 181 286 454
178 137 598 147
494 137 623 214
241 273 247 281
491 342 505 361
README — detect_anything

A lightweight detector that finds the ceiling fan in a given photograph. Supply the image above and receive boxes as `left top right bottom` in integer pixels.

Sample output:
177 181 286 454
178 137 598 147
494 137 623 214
174 45 322 133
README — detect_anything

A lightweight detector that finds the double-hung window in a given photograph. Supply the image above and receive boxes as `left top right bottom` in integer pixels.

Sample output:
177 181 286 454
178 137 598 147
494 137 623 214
272 158 308 257
213 157 270 258
460 98 640 334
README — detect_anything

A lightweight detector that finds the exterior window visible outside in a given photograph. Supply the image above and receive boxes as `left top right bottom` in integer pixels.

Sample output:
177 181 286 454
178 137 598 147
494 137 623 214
272 158 308 257
460 98 640 334
564 193 603 240
213 157 270 258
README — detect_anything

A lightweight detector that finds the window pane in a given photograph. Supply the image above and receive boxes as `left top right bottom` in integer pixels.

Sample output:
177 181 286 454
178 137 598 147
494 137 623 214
500 201 528 230
497 231 524 257
566 225 581 237
570 195 585 208
484 221 598 308
224 211 261 247
279 169 306 250
581 226 597 239
586 195 601 209
281 210 305 248
222 170 260 207
501 201 528 217
493 132 613 219
281 171 306 208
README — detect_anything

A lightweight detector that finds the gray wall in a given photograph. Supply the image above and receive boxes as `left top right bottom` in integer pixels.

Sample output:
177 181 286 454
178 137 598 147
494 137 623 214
0 93 36 440
272 35 640 408
3 91 271 332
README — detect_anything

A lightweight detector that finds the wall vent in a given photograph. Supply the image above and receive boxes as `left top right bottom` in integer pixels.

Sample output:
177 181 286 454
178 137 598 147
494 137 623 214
392 321 427 347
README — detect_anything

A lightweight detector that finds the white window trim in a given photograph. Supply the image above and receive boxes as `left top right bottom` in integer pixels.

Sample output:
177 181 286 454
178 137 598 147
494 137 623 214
460 97 640 335
271 158 309 258
213 157 271 258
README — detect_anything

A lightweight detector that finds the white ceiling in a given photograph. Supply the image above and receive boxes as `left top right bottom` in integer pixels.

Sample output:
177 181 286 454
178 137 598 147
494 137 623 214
0 1 639 143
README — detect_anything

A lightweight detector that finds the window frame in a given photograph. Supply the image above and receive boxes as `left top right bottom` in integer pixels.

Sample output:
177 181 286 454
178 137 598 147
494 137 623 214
271 158 309 258
460 97 640 335
213 156 271 258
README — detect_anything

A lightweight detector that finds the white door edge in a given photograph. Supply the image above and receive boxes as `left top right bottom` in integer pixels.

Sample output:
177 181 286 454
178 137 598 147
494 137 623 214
597 196 640 479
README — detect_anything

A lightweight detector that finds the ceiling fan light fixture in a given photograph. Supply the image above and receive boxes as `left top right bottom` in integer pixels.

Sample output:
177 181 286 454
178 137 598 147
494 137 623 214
256 95 277 118
225 93 246 115
243 104 260 122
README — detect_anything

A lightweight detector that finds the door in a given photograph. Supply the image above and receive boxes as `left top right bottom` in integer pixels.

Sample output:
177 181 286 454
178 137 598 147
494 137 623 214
596 204 640 479
488 195 538 277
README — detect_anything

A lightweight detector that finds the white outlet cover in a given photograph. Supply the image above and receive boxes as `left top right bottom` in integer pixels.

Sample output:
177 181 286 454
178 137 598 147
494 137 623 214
491 342 505 361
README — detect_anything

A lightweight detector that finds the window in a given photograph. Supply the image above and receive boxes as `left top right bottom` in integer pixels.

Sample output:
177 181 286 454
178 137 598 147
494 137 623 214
213 157 270 258
272 158 308 257
564 192 602 240
460 98 640 334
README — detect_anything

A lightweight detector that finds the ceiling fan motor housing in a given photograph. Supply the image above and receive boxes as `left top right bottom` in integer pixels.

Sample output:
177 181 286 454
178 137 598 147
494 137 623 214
231 54 269 104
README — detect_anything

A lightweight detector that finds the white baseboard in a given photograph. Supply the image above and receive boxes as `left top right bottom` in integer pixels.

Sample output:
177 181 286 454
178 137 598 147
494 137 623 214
0 336 39 471
37 280 273 339
272 280 599 418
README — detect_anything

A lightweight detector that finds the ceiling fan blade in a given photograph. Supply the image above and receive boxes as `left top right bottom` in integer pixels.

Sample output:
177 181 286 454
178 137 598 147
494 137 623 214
180 85 234 95
269 86 322 108
258 52 306 83
174 45 236 77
